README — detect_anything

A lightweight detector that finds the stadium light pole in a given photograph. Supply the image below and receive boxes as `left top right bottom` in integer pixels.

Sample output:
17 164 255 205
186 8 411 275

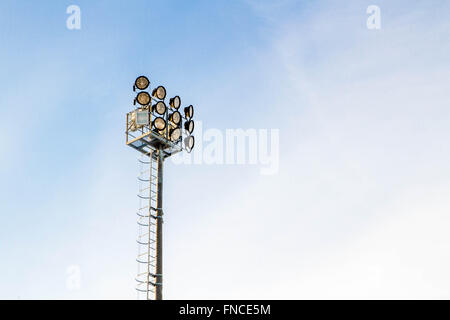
126 75 195 300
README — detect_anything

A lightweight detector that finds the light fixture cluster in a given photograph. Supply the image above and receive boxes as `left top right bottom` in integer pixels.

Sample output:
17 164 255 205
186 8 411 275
130 75 195 152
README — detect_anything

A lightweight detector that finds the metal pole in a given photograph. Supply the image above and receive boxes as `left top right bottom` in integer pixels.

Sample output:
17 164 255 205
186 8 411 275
155 147 164 300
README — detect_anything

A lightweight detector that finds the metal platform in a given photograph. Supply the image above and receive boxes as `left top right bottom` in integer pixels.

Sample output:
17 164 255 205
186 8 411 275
126 111 183 158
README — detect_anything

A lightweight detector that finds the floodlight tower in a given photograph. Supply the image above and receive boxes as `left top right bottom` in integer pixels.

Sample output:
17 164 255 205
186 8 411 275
126 76 195 300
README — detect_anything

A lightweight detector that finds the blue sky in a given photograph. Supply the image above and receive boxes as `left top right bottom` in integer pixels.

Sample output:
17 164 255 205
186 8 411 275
1 0 450 299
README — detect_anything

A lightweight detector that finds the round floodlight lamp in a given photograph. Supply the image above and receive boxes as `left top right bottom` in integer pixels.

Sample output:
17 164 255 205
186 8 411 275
184 105 194 119
135 76 150 90
170 128 181 141
153 101 167 115
170 96 181 109
184 135 195 152
169 111 181 125
184 120 194 134
136 91 151 105
152 86 166 100
152 117 166 131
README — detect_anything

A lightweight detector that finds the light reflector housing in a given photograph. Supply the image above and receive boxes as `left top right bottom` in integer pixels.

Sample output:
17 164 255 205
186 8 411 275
152 86 166 100
169 96 181 109
169 111 181 125
170 127 181 141
153 101 166 115
135 76 150 90
184 105 194 119
184 120 194 134
136 91 151 106
152 117 166 131
184 135 194 152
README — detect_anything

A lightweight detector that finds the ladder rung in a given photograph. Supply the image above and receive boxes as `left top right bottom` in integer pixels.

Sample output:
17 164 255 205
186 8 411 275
139 230 156 238
138 252 149 257
136 240 156 245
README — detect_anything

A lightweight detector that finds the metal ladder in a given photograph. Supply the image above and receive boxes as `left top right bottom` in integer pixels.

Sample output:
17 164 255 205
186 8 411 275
136 152 159 300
